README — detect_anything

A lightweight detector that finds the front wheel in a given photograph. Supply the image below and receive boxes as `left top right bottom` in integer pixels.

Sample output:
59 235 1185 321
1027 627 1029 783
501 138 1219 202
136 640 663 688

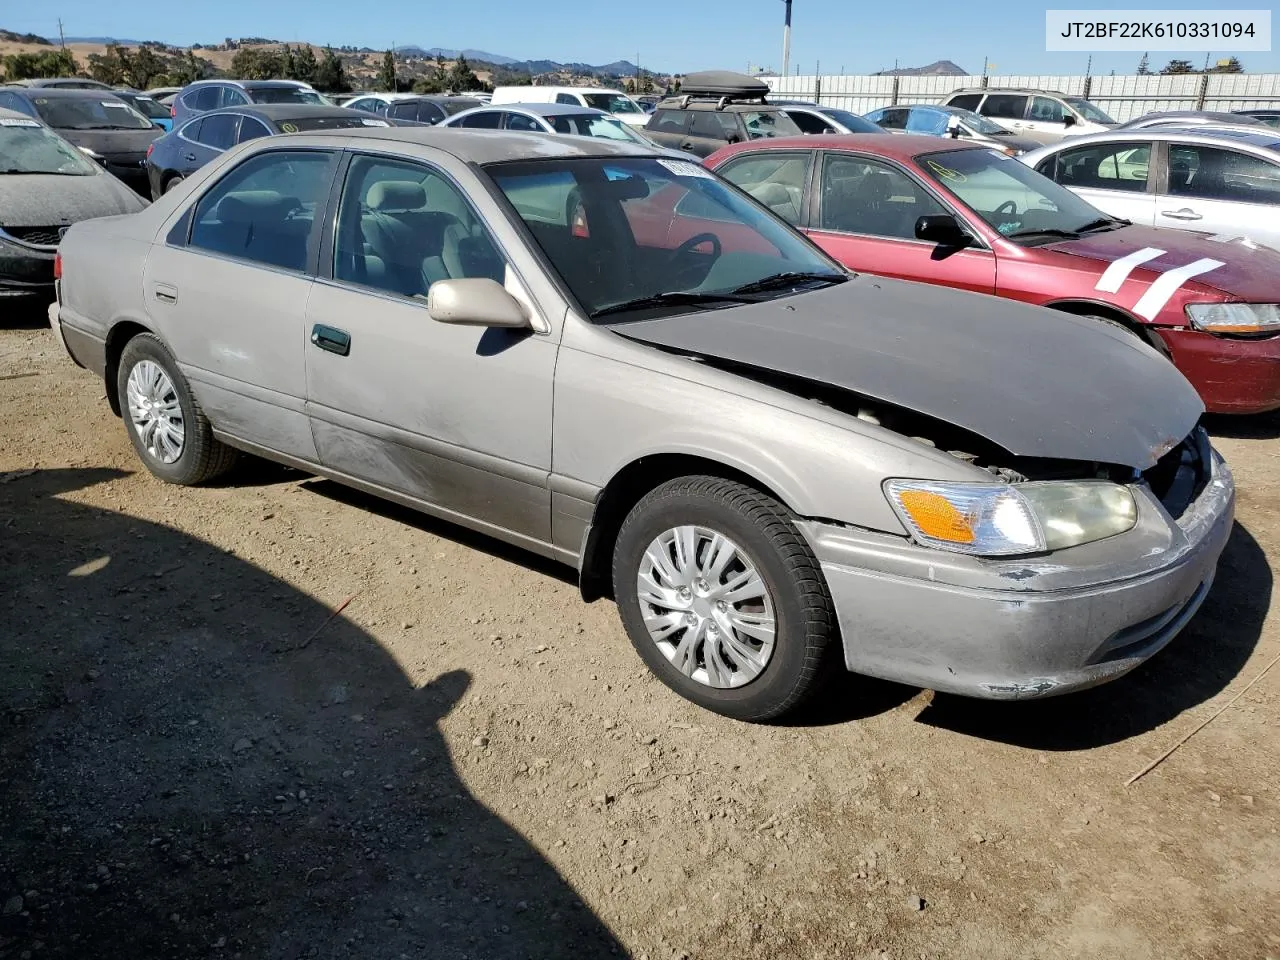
163 175 184 195
612 476 838 722
116 333 237 485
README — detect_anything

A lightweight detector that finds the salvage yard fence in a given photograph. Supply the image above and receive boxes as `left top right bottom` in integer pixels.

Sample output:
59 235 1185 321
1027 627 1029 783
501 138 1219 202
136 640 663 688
762 73 1280 122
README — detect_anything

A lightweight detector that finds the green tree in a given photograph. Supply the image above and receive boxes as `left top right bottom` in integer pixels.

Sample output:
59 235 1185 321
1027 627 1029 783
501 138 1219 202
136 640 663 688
171 50 206 86
127 45 165 88
412 75 445 94
86 46 128 85
378 49 397 91
444 54 478 92
281 45 297 81
1136 52 1151 75
293 45 319 84
3 48 77 80
231 47 284 80
1160 58 1196 75
314 47 351 92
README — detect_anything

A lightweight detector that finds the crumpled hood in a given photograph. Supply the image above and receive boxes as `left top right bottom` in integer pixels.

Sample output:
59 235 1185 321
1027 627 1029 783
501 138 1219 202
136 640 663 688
1043 224 1280 303
617 275 1204 470
0 171 147 227
55 126 162 158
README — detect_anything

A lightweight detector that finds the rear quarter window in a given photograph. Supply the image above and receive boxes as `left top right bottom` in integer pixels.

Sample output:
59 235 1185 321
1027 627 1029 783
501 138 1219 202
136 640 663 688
649 110 690 134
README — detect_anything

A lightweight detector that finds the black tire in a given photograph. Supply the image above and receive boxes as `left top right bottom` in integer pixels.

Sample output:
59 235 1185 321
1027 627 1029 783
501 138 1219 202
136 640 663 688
612 476 838 722
116 333 237 485
162 175 184 195
1079 313 1172 359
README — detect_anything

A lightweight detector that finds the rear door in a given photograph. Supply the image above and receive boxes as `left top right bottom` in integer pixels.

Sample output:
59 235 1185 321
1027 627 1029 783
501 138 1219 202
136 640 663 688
682 111 739 157
1022 96 1073 142
142 147 339 460
181 112 240 174
977 94 1031 138
1157 142 1280 246
805 151 996 293
1033 139 1157 225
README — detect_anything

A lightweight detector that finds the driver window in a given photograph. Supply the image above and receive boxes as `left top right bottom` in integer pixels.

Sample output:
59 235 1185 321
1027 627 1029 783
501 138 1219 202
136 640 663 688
505 112 541 132
189 150 335 271
819 155 946 239
1029 97 1069 123
333 155 505 299
905 109 947 136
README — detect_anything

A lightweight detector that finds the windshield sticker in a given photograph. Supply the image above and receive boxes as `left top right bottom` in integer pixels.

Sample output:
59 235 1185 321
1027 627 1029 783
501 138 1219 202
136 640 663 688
102 101 130 108
657 158 714 180
279 122 299 133
361 118 389 126
0 117 39 127
925 159 966 182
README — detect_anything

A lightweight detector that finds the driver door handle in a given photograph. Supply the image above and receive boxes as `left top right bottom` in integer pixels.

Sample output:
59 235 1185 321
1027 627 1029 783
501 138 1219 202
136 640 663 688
311 324 351 356
1160 208 1203 221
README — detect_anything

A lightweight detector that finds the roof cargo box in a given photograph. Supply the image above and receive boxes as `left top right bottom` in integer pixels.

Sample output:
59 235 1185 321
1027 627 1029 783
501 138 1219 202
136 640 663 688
679 71 770 100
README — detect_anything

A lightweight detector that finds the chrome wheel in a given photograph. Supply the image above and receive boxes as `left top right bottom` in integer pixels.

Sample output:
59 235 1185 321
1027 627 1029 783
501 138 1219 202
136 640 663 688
636 525 777 689
126 360 185 464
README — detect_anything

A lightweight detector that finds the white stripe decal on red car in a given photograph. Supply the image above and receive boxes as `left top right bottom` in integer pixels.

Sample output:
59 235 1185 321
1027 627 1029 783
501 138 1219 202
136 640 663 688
1132 258 1226 321
1094 247 1166 294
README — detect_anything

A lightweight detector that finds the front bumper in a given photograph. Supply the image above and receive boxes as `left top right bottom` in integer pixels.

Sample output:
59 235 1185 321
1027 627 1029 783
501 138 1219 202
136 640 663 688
805 451 1235 699
1159 327 1280 415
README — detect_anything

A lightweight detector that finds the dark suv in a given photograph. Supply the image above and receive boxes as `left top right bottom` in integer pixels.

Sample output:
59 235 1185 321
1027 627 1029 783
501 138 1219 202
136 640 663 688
644 71 803 157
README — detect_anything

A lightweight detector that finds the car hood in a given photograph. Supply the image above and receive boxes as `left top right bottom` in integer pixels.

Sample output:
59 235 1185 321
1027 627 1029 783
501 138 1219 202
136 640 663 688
53 126 162 156
616 275 1203 470
984 133 1043 152
0 171 147 226
1041 224 1280 302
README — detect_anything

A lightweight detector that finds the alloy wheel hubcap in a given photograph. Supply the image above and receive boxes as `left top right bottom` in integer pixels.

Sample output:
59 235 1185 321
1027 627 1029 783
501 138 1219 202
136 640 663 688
636 525 777 689
126 360 185 464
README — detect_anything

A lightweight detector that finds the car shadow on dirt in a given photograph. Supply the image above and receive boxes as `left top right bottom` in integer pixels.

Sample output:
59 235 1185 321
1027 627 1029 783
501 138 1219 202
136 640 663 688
0 468 624 960
913 521 1270 751
1205 410 1280 441
2 298 54 331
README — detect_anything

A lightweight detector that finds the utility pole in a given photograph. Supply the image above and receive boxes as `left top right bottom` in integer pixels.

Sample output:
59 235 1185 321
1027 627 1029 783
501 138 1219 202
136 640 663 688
1085 54 1092 77
781 0 792 79
57 18 66 48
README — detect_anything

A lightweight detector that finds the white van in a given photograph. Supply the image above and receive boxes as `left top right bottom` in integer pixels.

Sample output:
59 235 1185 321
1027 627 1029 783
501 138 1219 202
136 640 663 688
490 85 649 127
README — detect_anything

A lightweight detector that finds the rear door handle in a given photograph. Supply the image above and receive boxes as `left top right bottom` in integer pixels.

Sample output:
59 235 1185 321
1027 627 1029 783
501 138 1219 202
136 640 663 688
182 152 196 162
310 324 351 356
153 283 178 303
1160 208 1203 221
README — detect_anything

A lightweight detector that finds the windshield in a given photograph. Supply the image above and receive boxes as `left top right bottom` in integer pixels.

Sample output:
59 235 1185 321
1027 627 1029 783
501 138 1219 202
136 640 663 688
917 147 1114 241
0 118 97 174
819 108 882 133
1064 97 1115 125
248 87 327 106
582 93 643 114
951 108 1008 135
118 94 169 120
277 115 390 132
548 113 647 143
487 156 844 319
32 96 155 130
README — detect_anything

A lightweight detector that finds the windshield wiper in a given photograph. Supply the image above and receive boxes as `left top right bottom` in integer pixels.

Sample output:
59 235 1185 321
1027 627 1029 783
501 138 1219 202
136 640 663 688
1005 227 1081 241
730 271 847 295
590 291 750 319
1076 216 1130 232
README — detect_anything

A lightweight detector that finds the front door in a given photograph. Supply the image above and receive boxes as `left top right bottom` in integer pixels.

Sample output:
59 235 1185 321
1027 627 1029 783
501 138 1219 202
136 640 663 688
142 147 338 461
1020 95 1072 143
804 152 997 294
1158 142 1280 247
303 152 558 543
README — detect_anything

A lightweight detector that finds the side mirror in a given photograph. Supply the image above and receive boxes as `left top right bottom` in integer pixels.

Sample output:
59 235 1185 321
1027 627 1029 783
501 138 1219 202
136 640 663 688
946 116 961 138
915 214 973 247
427 277 530 329
725 133 741 144
1062 114 1077 127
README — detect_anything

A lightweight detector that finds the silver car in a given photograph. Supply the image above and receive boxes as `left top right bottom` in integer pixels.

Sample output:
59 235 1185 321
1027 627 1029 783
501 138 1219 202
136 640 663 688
1022 126 1280 248
49 129 1234 720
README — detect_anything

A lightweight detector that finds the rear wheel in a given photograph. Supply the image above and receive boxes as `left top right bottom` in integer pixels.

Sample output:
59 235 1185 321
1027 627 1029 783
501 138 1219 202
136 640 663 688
116 334 237 485
612 476 838 722
163 175 184 195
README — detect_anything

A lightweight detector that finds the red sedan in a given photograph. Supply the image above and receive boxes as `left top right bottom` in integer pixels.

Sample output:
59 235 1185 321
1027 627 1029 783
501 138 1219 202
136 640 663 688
705 134 1280 414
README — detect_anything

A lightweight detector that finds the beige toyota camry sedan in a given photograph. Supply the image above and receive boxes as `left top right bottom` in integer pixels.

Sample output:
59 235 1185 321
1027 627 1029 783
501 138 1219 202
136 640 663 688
48 128 1234 721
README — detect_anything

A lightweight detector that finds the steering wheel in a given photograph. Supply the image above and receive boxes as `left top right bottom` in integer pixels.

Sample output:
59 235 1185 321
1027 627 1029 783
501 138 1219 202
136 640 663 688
669 232 722 265
994 200 1019 216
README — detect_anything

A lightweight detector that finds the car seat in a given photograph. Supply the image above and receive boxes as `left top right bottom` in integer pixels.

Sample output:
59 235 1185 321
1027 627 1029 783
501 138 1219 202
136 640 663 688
360 180 466 296
209 190 307 271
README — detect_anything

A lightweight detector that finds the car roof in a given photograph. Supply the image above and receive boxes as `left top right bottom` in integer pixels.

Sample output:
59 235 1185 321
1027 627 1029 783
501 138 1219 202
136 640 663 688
946 87 1071 96
479 102 611 117
506 85 624 94
0 106 40 122
1029 125 1280 151
1 87 125 100
299 126 677 163
1121 109 1263 126
193 104 367 121
712 132 988 161
185 78 311 89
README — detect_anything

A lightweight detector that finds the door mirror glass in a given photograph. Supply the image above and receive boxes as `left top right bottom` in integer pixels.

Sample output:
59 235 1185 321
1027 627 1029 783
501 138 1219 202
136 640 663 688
915 213 973 247
1062 114 1077 127
428 278 530 328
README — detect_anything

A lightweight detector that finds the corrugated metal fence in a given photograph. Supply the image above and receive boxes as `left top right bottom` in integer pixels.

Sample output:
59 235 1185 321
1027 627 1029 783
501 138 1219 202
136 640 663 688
763 73 1280 122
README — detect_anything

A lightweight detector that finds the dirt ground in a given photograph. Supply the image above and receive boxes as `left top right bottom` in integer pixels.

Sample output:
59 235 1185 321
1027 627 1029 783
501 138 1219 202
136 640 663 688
2 307 1279 960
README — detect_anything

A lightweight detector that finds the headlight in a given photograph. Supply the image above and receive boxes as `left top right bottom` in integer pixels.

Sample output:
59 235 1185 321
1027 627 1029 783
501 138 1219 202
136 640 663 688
1186 302 1280 334
884 479 1137 556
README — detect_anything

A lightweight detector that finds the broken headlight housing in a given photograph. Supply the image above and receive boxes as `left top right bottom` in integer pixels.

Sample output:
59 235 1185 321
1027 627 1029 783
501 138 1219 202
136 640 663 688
884 479 1137 556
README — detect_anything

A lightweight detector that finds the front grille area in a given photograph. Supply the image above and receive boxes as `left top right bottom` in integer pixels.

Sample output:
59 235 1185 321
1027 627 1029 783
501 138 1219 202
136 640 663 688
1143 426 1211 521
2 226 61 247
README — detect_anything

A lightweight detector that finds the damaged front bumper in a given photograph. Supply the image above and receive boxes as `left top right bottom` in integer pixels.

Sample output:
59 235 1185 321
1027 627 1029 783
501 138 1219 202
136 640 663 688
803 450 1235 700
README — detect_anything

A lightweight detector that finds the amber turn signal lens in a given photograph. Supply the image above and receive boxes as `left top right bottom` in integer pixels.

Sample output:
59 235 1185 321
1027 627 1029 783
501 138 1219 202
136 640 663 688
896 490 976 543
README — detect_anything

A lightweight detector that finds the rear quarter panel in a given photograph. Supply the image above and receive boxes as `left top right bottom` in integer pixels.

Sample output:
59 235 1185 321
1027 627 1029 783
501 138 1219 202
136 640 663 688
58 215 156 357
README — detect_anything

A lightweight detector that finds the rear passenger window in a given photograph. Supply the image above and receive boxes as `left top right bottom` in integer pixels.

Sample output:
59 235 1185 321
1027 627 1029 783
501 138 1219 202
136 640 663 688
1050 142 1150 192
718 151 811 225
872 108 909 130
505 112 541 131
190 87 220 111
332 155 506 299
417 102 446 124
188 150 334 271
690 112 738 140
650 110 689 134
458 111 502 129
980 95 1028 120
196 113 239 150
947 94 982 111
236 117 271 143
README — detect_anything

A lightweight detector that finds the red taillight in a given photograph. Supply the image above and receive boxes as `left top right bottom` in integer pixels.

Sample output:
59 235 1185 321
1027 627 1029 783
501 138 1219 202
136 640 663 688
54 252 62 280
146 142 154 159
170 103 176 118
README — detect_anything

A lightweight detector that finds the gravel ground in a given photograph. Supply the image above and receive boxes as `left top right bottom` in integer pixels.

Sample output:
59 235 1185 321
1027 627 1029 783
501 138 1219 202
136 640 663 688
2 308 1279 960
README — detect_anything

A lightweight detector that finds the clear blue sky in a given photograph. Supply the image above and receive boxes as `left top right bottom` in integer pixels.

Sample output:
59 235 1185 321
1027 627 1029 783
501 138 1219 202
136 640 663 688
8 0 1278 75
